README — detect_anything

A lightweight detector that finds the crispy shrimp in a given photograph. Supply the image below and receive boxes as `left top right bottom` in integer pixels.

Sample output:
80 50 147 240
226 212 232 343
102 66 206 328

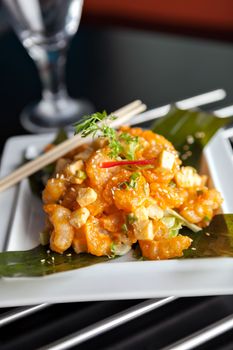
179 189 223 226
139 235 192 260
44 204 74 254
85 147 119 189
42 178 67 204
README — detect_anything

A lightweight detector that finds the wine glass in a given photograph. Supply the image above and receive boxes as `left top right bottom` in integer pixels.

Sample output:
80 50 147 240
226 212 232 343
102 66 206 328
2 0 94 133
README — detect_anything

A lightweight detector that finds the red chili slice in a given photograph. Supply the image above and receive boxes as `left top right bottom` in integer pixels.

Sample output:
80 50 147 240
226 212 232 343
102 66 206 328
100 158 156 168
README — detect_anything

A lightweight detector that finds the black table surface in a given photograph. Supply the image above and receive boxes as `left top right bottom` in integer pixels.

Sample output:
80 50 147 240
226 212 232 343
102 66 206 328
0 24 233 152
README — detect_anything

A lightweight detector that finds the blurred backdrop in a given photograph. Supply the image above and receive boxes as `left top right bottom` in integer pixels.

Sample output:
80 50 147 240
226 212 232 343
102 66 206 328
0 0 233 150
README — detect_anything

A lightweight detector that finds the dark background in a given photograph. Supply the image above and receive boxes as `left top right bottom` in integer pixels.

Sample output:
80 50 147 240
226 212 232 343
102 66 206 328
0 12 233 152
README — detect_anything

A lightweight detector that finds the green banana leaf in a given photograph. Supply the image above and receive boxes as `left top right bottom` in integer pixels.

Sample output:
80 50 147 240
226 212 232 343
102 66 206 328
152 106 233 168
0 246 109 277
183 214 233 258
1 107 233 277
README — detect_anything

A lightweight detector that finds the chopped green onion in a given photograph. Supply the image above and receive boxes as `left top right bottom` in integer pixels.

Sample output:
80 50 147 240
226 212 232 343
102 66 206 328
76 170 87 180
121 224 128 233
127 213 138 225
128 172 140 189
118 172 140 190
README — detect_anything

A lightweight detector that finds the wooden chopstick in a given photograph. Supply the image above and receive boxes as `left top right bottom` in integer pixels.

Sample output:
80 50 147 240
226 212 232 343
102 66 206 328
0 100 146 193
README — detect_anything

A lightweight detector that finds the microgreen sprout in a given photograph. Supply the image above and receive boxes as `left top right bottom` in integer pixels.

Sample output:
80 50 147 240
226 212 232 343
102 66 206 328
74 112 140 160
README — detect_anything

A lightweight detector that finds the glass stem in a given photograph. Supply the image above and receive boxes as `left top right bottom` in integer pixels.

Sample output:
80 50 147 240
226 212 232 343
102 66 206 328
33 45 68 102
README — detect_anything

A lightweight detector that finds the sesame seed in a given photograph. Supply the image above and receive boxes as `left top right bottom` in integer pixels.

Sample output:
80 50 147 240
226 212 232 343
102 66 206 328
40 259 45 263
66 253 72 257
191 247 197 251
195 131 205 139
47 249 51 254
187 135 194 144
186 151 193 157
56 173 59 179
181 154 188 160
71 187 76 192
205 232 210 236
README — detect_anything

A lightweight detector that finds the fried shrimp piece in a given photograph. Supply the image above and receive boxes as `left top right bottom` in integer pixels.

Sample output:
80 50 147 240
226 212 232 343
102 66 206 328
86 147 119 189
143 168 175 185
60 186 80 211
99 212 125 233
44 204 74 254
86 191 108 216
139 235 192 260
77 217 112 256
106 171 148 212
72 227 88 254
70 208 90 229
42 178 67 204
179 188 223 226
102 169 132 205
175 166 207 189
150 182 188 209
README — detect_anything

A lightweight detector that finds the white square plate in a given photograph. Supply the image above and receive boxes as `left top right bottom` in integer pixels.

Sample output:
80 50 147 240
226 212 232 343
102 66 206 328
1 128 233 307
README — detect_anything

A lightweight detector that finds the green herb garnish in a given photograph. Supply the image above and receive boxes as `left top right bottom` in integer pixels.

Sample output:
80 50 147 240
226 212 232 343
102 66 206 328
110 242 117 258
76 170 87 180
74 112 140 160
127 213 138 225
121 224 128 233
74 111 112 137
128 172 140 189
118 172 140 190
74 111 122 159
108 137 123 159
